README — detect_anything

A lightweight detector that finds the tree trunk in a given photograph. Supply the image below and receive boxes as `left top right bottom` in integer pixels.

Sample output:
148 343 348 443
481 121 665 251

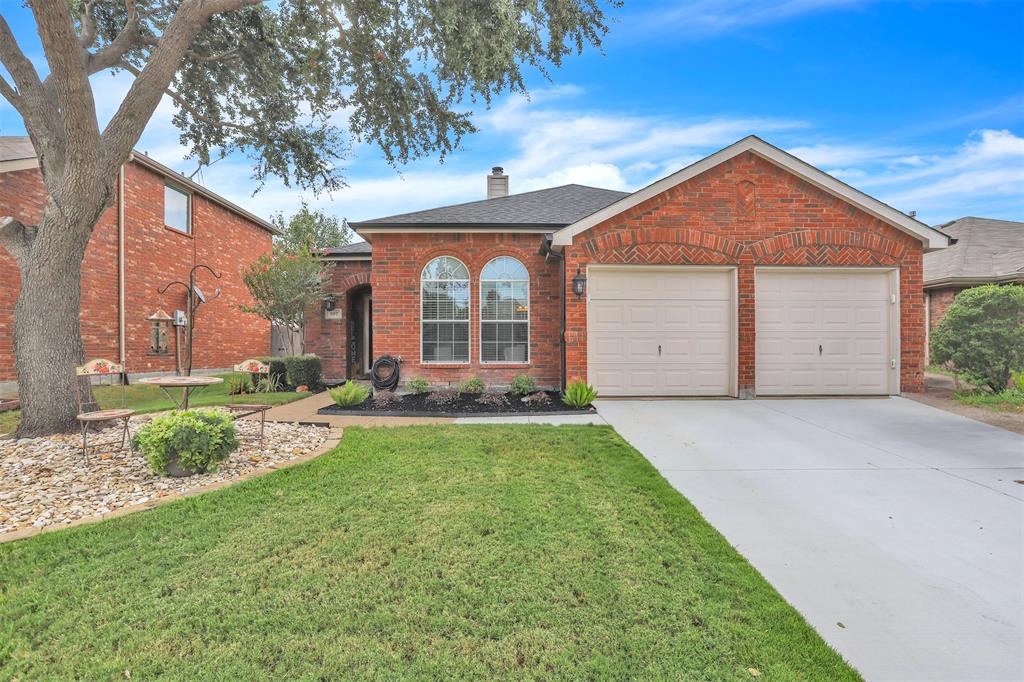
13 207 99 437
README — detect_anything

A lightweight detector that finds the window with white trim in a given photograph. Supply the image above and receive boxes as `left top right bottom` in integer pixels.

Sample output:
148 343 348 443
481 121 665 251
421 256 470 363
480 256 529 363
164 184 191 233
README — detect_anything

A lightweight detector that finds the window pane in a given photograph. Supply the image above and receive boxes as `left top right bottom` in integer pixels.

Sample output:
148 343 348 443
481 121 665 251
481 322 528 363
164 185 190 233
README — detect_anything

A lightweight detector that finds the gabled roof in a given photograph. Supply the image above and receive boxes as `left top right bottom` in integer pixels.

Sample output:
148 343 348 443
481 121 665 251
924 217 1024 287
551 135 951 251
321 241 372 259
0 136 279 235
351 184 629 232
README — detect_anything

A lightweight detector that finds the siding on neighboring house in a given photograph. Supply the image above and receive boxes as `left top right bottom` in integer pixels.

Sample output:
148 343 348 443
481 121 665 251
0 161 273 385
561 151 926 395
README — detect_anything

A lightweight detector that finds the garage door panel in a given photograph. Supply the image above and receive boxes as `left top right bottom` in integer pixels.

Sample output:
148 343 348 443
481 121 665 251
588 268 733 396
756 269 894 396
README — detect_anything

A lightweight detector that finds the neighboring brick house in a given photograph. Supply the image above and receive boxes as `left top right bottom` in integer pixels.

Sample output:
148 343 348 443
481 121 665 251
311 136 950 396
924 217 1024 361
0 137 277 394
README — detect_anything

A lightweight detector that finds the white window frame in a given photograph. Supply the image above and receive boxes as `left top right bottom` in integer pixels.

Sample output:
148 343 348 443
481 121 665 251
420 256 471 364
479 256 530 365
164 183 192 234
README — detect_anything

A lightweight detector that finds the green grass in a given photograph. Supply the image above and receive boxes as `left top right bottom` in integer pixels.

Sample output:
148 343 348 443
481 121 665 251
954 389 1024 413
0 425 858 680
0 373 304 435
0 409 17 435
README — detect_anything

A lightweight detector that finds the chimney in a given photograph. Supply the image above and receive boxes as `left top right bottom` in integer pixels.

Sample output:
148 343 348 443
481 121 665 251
487 166 508 199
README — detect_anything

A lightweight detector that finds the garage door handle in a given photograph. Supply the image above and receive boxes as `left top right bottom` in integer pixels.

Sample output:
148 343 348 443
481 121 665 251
658 344 662 356
819 344 823 355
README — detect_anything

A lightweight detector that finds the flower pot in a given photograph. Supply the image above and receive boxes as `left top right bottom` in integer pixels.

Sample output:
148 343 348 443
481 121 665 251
165 459 197 478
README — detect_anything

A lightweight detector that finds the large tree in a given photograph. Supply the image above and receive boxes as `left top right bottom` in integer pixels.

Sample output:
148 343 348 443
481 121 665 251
0 0 614 436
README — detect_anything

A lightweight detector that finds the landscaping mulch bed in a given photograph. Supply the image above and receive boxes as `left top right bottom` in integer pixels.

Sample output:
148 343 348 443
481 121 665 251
0 412 328 535
319 390 596 417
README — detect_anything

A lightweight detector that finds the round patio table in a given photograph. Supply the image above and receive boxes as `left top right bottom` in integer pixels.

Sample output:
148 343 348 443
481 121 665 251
137 375 224 411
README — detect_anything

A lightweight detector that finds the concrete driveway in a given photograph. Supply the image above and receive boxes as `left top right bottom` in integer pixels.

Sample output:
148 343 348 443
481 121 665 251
597 397 1024 682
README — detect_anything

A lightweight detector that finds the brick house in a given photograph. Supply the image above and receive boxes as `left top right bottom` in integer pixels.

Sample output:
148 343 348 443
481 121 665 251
0 137 278 394
309 136 951 396
924 217 1024 362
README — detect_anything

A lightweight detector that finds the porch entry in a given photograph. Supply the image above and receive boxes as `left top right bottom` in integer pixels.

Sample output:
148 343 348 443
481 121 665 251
348 285 373 378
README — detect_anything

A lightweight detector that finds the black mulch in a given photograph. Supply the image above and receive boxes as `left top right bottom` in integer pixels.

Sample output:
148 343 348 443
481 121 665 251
318 390 596 418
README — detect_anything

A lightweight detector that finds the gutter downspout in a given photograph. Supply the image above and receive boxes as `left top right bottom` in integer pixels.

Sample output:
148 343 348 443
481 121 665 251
118 164 126 374
539 234 567 392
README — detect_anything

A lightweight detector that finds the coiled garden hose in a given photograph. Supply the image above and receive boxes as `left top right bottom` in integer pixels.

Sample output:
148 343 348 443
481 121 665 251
370 355 401 391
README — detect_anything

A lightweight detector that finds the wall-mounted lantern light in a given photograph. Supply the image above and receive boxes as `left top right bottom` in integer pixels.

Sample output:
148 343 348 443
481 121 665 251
323 294 338 311
572 266 587 298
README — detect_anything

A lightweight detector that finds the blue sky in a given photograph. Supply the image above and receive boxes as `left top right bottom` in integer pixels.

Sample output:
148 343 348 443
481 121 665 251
2 0 1022 228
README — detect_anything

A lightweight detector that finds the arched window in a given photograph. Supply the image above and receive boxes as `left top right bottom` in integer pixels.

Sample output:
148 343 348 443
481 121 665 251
480 256 529 363
421 256 470 363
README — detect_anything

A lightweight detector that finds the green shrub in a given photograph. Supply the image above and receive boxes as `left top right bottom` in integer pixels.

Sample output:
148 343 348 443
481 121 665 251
459 377 486 394
284 354 323 390
258 356 288 387
134 410 239 476
405 378 429 395
562 380 598 408
510 374 536 396
329 381 369 407
931 284 1024 392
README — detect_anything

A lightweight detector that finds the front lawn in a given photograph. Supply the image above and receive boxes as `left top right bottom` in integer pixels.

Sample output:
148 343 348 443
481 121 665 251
0 426 857 680
0 372 304 435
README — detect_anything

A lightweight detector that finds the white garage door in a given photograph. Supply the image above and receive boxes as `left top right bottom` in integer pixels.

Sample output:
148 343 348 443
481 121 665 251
756 269 896 395
588 268 733 396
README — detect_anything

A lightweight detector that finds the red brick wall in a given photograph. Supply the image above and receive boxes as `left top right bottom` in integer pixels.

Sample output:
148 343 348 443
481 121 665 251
563 151 926 394
0 162 272 383
369 232 561 388
305 259 372 381
927 287 961 330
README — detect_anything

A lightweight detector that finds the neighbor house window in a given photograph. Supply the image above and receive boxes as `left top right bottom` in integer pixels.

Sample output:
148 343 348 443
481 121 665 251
480 256 529 363
421 256 470 363
164 184 191 233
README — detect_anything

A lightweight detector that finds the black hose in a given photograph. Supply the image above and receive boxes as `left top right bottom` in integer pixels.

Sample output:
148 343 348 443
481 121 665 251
371 355 401 391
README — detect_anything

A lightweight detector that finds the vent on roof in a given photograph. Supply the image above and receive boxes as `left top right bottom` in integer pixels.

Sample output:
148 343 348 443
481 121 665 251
487 166 508 199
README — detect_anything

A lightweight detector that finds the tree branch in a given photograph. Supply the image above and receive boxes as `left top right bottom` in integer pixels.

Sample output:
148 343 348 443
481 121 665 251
117 60 259 135
86 0 141 74
0 216 36 266
77 0 100 48
102 0 261 167
0 15 64 172
311 0 346 38
0 16 45 97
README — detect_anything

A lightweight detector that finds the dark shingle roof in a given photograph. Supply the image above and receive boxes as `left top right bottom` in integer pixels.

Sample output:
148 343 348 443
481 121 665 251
924 217 1024 286
322 241 372 256
0 136 37 162
350 184 629 229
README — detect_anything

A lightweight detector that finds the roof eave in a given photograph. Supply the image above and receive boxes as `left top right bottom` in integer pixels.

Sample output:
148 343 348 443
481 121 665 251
353 223 565 235
551 135 952 251
924 274 1024 289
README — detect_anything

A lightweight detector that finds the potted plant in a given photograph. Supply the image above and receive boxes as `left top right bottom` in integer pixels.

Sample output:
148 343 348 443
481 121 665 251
134 410 240 477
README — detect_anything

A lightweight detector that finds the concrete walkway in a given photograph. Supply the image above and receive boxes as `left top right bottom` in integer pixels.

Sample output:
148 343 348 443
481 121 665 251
597 396 1024 682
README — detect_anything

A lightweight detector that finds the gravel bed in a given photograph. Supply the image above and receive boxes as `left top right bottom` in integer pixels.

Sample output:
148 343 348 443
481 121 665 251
0 412 328 535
